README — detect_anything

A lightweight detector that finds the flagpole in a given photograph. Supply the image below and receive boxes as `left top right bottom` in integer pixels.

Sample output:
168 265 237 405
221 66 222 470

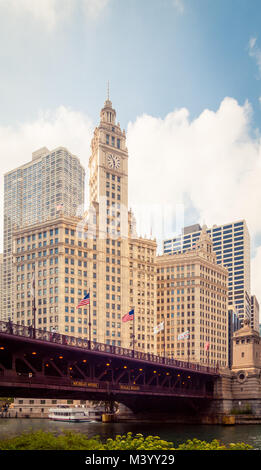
187 330 190 366
163 315 166 364
132 308 135 358
88 287 91 347
33 293 36 335
32 265 36 338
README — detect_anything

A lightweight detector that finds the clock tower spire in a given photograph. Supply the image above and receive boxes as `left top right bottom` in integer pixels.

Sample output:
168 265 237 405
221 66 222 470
100 95 116 125
89 93 128 212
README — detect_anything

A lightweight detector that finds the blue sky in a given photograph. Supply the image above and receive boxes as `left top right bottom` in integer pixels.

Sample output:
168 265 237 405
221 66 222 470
1 0 261 129
1 0 261 300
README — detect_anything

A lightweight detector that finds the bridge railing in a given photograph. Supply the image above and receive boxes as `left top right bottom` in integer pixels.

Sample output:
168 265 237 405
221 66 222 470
0 320 218 375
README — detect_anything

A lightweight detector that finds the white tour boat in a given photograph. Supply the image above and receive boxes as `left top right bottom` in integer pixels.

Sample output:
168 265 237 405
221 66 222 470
48 406 93 422
48 405 103 422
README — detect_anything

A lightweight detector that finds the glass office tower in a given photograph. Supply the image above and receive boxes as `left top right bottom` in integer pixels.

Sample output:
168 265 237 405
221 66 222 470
3 147 85 321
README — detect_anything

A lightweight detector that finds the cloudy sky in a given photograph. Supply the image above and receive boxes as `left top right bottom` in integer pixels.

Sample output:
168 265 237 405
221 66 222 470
1 0 261 300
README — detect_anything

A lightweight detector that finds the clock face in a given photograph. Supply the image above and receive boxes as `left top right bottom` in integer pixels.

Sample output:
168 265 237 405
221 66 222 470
107 154 120 169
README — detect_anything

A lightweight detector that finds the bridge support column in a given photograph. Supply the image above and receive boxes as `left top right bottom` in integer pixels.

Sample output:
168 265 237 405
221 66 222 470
201 369 233 420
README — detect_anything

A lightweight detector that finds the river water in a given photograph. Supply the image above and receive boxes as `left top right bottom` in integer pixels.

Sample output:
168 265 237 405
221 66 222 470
0 419 261 449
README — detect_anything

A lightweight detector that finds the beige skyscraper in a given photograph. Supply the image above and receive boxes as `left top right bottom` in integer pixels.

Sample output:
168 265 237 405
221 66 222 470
3 147 85 321
156 226 229 366
87 97 130 347
128 229 157 353
87 97 157 351
12 97 157 354
13 215 91 335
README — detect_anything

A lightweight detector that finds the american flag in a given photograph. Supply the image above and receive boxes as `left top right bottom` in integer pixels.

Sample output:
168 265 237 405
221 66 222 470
76 293 90 308
122 309 134 322
205 341 210 351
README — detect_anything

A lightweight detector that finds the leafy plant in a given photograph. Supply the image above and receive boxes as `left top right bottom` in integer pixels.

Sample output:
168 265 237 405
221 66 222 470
104 433 175 450
0 431 104 450
0 431 254 450
176 438 253 450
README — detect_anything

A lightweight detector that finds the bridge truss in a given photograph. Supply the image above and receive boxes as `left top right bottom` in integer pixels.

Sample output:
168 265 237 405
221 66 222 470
0 321 219 412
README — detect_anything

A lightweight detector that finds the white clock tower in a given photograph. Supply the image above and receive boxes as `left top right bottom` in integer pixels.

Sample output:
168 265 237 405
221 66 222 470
89 97 128 211
88 96 130 346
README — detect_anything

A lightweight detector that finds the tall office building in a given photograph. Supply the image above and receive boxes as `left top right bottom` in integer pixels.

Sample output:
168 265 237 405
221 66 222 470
87 97 130 348
129 231 156 353
3 147 85 321
156 227 229 366
13 215 91 334
163 220 250 325
251 295 259 332
88 97 157 351
12 97 157 353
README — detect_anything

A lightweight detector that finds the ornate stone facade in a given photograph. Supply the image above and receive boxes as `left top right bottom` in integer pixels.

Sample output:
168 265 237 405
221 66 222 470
156 226 229 366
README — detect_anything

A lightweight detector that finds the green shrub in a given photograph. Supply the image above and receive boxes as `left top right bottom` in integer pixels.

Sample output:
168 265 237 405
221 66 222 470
0 430 104 450
0 431 254 450
104 433 175 450
177 438 253 450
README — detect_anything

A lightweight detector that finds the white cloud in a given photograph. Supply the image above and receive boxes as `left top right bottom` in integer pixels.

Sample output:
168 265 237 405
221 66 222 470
0 0 70 30
249 37 257 49
172 0 184 13
0 106 93 174
0 106 94 248
82 0 110 19
127 97 261 300
0 0 110 30
248 36 261 77
127 97 261 232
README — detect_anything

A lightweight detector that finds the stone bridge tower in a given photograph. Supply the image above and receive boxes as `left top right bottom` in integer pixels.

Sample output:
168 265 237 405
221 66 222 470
206 318 261 422
231 318 261 415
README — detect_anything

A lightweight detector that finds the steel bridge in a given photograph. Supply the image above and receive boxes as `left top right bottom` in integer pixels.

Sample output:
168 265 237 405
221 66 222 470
0 321 219 412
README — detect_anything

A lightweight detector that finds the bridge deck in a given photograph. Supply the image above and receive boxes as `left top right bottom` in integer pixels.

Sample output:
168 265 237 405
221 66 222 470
0 321 219 409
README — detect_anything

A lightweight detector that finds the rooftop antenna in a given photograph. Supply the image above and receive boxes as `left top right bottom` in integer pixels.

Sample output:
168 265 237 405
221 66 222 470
107 80 110 100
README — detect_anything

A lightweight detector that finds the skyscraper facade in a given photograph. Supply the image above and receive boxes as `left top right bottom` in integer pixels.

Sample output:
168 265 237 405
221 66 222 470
87 97 157 352
11 97 157 354
156 227 229 366
3 147 85 321
251 295 260 332
163 220 250 325
13 215 91 335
